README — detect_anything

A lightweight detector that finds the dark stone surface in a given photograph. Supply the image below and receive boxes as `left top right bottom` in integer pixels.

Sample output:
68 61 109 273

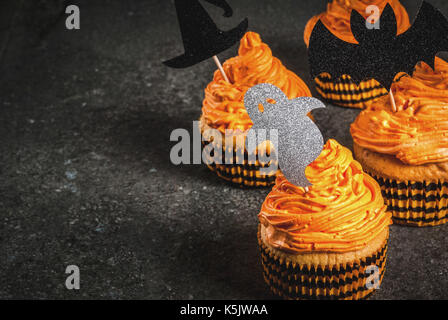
0 0 447 299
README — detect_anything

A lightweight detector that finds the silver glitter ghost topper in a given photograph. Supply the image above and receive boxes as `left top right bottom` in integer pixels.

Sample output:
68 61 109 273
244 83 326 187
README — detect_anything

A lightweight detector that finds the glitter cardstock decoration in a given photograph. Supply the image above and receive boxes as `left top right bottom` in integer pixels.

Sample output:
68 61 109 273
308 1 448 90
244 83 326 187
163 0 248 68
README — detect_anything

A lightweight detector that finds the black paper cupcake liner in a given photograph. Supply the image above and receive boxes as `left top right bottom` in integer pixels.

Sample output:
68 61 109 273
201 138 278 187
258 227 388 300
314 74 388 109
371 173 448 227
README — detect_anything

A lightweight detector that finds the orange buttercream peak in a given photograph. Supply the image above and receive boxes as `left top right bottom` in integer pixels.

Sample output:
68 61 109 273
202 31 311 133
303 0 410 46
259 139 390 254
351 58 448 165
238 31 263 54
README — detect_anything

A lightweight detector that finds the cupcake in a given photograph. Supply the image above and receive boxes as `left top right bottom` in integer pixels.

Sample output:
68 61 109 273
200 32 311 187
304 0 410 109
351 57 448 227
259 139 391 300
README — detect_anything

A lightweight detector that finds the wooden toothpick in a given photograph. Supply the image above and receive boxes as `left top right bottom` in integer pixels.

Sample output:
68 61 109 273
213 55 230 83
389 88 397 112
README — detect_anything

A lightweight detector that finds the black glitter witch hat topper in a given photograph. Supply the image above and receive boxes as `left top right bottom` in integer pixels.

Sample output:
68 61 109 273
163 0 248 73
308 1 448 91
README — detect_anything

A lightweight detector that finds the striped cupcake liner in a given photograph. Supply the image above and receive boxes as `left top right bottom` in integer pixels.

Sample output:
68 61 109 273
258 228 388 300
201 139 279 187
371 174 448 227
314 74 388 109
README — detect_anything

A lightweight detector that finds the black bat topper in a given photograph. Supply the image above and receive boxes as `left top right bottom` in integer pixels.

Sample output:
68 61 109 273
308 1 448 90
164 0 248 68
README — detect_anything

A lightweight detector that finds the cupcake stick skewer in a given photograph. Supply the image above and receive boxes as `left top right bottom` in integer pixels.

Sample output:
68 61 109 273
389 88 397 112
213 55 230 83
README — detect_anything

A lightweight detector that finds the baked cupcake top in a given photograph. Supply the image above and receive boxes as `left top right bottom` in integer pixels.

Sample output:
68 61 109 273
303 0 410 47
351 58 448 166
259 139 390 254
201 32 311 134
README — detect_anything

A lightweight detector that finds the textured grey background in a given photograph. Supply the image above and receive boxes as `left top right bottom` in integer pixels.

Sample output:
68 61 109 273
0 0 447 299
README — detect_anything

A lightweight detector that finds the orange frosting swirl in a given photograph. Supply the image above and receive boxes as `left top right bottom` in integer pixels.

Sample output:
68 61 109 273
259 139 390 254
304 0 410 46
202 32 311 133
351 58 448 165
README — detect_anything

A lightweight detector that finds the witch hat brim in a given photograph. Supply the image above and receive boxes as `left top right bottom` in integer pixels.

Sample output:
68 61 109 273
164 18 248 69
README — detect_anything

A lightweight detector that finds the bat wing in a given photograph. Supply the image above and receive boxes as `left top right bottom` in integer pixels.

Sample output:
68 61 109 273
308 20 359 83
309 3 448 90
397 1 448 76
